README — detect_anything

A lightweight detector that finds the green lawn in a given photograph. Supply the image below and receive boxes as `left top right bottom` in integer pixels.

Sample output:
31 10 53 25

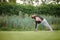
0 31 60 40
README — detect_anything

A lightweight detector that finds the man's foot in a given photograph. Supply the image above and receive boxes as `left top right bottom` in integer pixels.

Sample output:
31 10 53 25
50 30 53 32
34 29 38 31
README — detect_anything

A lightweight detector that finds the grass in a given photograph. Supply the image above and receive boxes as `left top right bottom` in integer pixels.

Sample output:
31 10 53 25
0 31 60 40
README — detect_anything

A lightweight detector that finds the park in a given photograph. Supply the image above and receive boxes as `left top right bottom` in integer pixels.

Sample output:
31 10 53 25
0 0 60 40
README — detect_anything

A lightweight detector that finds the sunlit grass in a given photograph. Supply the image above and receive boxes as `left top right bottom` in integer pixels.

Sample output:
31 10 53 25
0 31 60 40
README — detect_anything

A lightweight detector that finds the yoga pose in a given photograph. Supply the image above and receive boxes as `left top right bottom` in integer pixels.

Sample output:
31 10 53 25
32 15 53 31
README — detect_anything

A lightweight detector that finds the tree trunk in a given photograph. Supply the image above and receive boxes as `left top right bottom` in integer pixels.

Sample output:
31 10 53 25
9 0 16 3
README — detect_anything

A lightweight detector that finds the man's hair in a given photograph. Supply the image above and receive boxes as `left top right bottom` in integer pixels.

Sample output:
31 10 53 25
32 15 36 19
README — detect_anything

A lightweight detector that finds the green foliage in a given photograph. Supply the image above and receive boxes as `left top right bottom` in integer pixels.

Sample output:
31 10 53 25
0 3 60 31
0 15 60 31
0 2 60 16
0 2 19 15
38 4 60 16
20 5 37 15
9 0 16 3
0 15 34 31
0 2 37 16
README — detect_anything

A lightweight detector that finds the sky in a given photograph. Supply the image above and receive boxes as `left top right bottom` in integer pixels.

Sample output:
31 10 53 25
16 0 42 6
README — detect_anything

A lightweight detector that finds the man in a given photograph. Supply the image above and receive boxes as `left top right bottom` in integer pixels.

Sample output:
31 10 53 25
32 15 53 31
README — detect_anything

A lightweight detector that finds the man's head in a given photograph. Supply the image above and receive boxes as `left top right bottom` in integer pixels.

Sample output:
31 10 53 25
32 15 36 19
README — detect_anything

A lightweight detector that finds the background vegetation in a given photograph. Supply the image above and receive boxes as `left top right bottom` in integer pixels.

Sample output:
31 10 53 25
0 2 60 31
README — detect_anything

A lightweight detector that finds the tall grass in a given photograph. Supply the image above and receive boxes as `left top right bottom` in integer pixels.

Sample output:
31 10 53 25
0 14 60 31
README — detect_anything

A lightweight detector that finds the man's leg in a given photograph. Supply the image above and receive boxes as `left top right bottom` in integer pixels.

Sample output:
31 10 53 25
41 19 53 31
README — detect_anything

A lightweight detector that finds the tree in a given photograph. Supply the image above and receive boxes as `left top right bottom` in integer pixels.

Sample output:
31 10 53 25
22 0 34 5
0 0 7 2
22 0 26 5
53 0 60 4
9 0 16 3
35 0 39 6
41 0 46 4
28 0 34 5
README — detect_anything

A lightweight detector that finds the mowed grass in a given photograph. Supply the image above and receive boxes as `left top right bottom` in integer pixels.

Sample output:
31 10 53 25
0 31 60 40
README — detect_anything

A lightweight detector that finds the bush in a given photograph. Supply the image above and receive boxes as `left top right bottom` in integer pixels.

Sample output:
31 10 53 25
0 15 60 31
0 2 20 15
0 3 60 31
38 4 60 16
0 2 37 16
0 2 60 16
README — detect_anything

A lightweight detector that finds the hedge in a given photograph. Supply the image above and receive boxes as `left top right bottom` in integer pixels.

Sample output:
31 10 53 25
38 4 60 16
0 2 60 16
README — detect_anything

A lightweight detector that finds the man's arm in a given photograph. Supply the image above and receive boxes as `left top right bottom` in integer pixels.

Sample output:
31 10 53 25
35 21 37 29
